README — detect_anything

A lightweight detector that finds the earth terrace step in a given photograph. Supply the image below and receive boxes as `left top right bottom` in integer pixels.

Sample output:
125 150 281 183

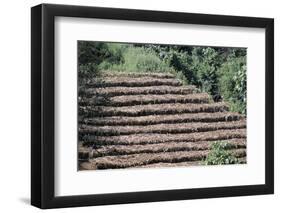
137 157 247 169
79 93 211 107
80 112 245 126
131 161 203 169
82 129 246 145
79 102 229 117
78 161 201 170
79 120 246 136
99 72 176 79
81 139 246 158
79 157 246 170
81 77 182 88
80 149 246 169
79 85 199 97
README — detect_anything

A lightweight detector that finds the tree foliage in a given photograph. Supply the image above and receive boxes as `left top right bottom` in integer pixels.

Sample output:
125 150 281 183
78 41 247 114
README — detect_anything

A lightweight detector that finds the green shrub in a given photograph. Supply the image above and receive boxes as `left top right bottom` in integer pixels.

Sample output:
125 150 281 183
165 50 197 85
218 55 246 114
163 46 246 114
78 41 109 65
99 46 174 74
164 47 222 98
203 141 239 165
78 63 99 77
191 47 221 97
78 42 126 76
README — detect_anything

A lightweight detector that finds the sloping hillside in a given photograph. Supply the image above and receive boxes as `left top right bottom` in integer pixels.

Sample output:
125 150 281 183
78 72 246 170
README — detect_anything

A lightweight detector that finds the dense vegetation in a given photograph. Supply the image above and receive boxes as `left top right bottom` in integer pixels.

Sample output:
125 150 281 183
203 141 240 165
78 41 246 114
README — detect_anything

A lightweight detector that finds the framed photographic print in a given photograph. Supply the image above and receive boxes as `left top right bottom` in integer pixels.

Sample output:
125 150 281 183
31 3 274 209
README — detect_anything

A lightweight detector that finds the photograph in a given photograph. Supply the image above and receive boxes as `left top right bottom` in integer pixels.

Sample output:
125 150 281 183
78 41 247 170
30 3 274 209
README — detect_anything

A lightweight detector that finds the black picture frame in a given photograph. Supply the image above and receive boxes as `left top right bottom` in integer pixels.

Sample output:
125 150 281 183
31 3 274 209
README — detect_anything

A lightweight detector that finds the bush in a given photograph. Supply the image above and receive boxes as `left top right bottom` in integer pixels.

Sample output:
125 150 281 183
163 47 246 114
78 41 109 65
78 63 99 78
165 50 197 85
163 47 222 98
218 55 246 114
78 42 125 76
99 46 174 74
203 141 239 165
190 47 221 97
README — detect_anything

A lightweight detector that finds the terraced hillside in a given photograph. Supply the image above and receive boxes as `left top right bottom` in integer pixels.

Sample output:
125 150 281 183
78 72 247 170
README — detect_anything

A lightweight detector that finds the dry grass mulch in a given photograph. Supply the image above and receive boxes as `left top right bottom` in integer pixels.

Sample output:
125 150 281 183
79 102 230 117
87 139 246 157
80 112 244 126
79 85 198 97
100 72 176 79
79 93 211 106
84 149 246 169
79 120 246 136
82 77 182 87
78 72 247 170
83 129 246 145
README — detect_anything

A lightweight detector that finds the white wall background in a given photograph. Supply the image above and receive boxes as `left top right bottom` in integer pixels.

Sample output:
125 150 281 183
0 0 279 212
